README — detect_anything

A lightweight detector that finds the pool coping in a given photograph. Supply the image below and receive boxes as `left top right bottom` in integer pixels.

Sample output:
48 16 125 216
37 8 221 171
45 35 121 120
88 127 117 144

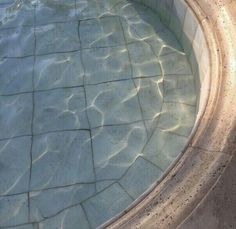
103 0 236 228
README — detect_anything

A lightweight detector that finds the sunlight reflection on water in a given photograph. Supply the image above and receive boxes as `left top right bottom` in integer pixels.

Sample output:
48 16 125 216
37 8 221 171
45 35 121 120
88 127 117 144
0 0 198 228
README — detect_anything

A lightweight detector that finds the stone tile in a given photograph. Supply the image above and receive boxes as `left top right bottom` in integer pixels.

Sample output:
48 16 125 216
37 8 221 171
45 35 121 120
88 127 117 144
160 52 192 75
119 157 163 199
0 137 31 195
158 102 196 136
0 26 34 57
38 204 90 229
0 0 15 4
0 194 28 227
3 224 34 229
0 57 33 95
85 80 142 128
30 183 95 221
0 94 32 139
144 118 159 139
0 0 35 28
158 28 183 52
35 21 80 55
34 88 88 134
132 2 164 33
96 0 120 16
118 2 165 44
144 36 164 57
134 77 163 120
36 0 76 25
92 122 147 180
0 1 34 29
96 180 115 192
31 130 94 190
164 74 197 105
156 0 173 26
111 1 139 24
142 128 188 171
183 7 198 42
79 16 125 48
127 41 161 77
172 0 187 26
119 9 164 53
120 16 157 43
83 183 133 228
76 0 99 19
143 0 157 9
34 51 84 90
193 25 205 64
82 46 131 85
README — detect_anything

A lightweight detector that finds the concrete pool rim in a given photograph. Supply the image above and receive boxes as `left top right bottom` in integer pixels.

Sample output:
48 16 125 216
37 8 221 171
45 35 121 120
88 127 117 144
103 0 236 228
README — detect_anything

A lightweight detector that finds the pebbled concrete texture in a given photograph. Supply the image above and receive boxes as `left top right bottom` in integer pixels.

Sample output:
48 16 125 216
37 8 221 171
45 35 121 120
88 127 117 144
179 152 236 229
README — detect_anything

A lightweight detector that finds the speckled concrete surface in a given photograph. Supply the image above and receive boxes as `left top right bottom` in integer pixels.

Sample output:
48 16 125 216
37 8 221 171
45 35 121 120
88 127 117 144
179 151 236 229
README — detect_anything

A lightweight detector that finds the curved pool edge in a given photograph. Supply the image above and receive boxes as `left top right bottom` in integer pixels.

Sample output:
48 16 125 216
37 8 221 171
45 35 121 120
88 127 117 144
103 0 236 228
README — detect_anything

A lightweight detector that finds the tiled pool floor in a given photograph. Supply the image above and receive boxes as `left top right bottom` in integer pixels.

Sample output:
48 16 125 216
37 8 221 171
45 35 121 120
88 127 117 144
0 0 198 228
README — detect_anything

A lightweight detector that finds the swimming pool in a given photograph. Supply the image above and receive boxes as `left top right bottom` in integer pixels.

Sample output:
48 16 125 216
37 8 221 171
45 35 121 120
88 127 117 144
0 0 203 228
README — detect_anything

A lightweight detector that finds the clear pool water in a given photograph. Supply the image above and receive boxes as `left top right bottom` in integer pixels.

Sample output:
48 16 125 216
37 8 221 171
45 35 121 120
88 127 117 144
0 0 198 228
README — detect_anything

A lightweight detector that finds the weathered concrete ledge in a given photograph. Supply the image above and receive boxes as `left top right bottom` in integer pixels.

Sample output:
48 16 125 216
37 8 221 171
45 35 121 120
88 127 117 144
104 0 236 228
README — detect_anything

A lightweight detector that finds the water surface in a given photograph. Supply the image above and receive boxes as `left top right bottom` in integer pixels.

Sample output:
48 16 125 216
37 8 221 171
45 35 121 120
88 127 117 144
0 0 198 228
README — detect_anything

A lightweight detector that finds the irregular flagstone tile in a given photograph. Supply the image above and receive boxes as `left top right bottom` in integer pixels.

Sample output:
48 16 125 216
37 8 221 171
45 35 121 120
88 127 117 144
0 136 31 195
0 26 34 57
85 80 142 128
96 180 115 192
0 94 32 139
144 36 164 57
158 28 183 52
127 41 162 77
134 76 163 120
34 51 84 90
96 0 121 16
0 194 28 227
2 224 34 229
33 88 88 134
117 3 164 43
0 57 33 95
82 46 131 85
83 183 133 228
36 0 76 25
144 118 159 139
111 1 139 23
30 130 94 190
164 74 197 105
38 204 90 229
30 183 95 221
0 1 35 29
142 128 188 171
120 17 157 44
158 102 196 136
160 52 192 75
0 0 15 4
131 2 165 33
79 16 125 48
76 0 99 19
120 16 164 56
119 157 163 199
92 122 147 180
160 45 180 56
35 21 80 55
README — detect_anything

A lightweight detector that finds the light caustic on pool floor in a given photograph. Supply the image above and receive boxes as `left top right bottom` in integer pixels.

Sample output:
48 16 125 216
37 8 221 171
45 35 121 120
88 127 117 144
0 0 198 228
